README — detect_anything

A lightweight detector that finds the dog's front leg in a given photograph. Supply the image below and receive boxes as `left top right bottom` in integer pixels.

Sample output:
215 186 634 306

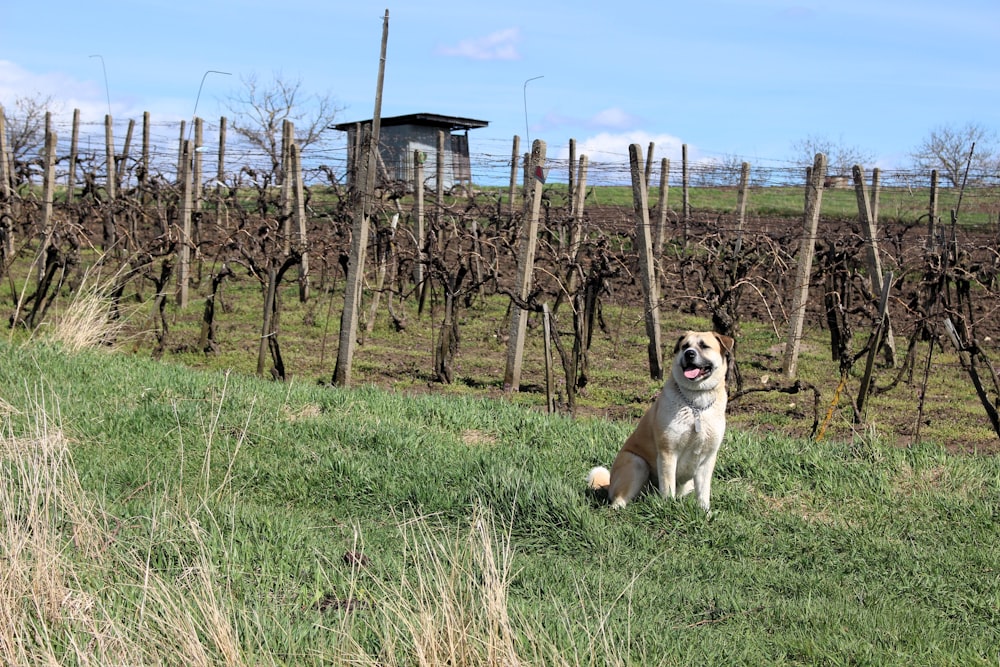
655 451 678 500
693 452 719 512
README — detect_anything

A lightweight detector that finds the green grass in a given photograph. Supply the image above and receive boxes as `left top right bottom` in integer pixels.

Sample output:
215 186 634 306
8 245 995 452
1 339 998 664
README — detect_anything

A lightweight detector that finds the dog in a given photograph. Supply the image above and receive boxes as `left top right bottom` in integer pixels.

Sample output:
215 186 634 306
587 331 734 512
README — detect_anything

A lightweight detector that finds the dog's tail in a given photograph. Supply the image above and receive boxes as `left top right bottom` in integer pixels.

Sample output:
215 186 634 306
586 466 610 491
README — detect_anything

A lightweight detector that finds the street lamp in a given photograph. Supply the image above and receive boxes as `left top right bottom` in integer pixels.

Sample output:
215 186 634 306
89 54 112 118
523 75 544 145
189 69 232 140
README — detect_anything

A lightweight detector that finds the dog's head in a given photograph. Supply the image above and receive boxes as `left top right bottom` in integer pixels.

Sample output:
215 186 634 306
671 331 734 391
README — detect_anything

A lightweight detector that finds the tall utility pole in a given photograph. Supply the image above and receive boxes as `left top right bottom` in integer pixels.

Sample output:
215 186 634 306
333 9 389 387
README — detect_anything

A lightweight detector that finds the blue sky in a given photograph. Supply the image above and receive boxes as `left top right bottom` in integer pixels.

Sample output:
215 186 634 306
2 0 999 171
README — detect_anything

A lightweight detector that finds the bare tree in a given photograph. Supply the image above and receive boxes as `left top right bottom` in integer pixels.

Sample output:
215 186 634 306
910 122 997 187
791 134 875 177
224 72 342 182
2 93 59 185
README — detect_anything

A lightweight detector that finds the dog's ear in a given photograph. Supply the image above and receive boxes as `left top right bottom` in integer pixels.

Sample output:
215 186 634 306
714 333 735 357
715 333 737 389
673 334 687 354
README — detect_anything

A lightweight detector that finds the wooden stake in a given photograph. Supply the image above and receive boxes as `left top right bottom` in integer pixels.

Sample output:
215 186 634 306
333 9 389 387
413 150 426 298
503 139 547 391
681 144 690 246
177 140 193 308
0 107 15 257
856 271 893 421
507 135 520 218
67 109 80 203
655 158 670 258
543 303 556 413
291 142 309 302
629 143 663 380
852 164 896 365
782 153 827 378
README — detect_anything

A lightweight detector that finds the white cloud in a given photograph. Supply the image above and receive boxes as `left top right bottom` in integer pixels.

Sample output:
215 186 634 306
0 60 127 122
558 130 691 164
588 107 639 130
435 28 521 61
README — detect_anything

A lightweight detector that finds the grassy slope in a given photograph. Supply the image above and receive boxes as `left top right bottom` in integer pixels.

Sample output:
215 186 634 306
1 340 998 664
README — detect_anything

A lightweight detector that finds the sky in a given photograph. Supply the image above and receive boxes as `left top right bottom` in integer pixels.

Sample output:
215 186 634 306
2 0 999 176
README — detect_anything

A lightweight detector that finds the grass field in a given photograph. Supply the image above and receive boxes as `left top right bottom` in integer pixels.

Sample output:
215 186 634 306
481 182 1000 228
1 331 998 664
1 179 998 663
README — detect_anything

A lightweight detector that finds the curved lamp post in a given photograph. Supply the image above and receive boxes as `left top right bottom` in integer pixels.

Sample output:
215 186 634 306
189 69 232 140
89 54 112 118
523 75 544 145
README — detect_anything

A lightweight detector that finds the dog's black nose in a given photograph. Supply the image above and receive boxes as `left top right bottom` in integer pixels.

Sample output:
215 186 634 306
684 348 697 361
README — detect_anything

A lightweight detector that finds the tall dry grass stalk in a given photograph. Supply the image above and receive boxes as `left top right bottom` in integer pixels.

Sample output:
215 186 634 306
0 394 248 665
337 506 625 667
0 389 623 665
43 268 130 351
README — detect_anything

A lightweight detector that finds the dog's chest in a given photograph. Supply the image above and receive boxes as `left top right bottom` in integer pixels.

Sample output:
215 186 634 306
660 400 724 449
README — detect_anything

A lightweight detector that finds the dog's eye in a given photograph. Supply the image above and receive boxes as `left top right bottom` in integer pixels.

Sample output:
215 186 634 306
698 341 709 350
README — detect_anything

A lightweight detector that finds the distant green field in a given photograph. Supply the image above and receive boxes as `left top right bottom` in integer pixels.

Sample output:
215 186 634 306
483 182 999 227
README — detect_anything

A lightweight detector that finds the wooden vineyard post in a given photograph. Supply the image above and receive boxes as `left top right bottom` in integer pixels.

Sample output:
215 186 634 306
543 303 556 413
573 155 589 223
413 150 426 295
735 161 750 254
503 138 547 392
177 140 193 308
927 169 939 249
141 112 152 209
629 144 663 380
870 167 881 223
291 142 309 302
40 126 57 267
67 109 80 203
215 116 227 229
0 106 15 258
176 121 185 179
281 120 294 256
562 154 589 301
852 164 896 365
655 157 670 258
568 138 576 216
216 116 227 189
190 117 202 256
507 135 520 218
104 114 116 201
681 143 691 246
103 114 117 251
193 117 203 214
435 129 445 224
333 9 388 388
120 119 134 192
782 153 827 378
644 142 655 192
856 271 893 421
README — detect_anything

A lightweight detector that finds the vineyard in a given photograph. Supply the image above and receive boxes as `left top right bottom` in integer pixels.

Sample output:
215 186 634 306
2 113 1000 451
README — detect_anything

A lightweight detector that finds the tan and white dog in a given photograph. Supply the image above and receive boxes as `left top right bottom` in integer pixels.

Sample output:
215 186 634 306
588 331 734 512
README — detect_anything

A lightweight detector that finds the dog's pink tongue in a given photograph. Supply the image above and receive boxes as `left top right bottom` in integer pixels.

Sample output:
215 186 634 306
684 368 701 380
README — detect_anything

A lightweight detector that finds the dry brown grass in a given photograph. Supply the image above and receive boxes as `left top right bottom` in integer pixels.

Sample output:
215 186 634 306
45 271 133 352
0 396 247 665
1 390 620 665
